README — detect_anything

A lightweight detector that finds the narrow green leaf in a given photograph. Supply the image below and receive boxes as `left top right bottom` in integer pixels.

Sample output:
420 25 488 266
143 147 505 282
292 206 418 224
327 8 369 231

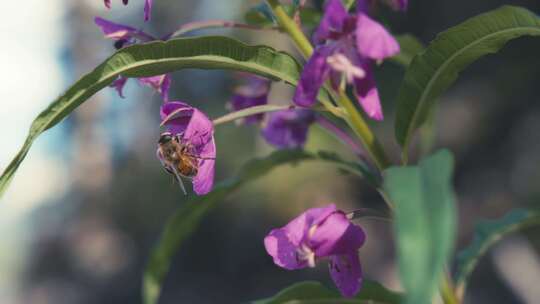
0 36 304 200
143 149 374 304
253 280 402 304
383 150 457 304
455 209 540 297
395 6 540 153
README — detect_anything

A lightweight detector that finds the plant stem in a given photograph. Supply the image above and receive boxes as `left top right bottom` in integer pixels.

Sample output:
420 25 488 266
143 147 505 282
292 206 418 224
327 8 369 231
266 0 313 57
336 91 389 169
266 0 390 170
441 271 460 304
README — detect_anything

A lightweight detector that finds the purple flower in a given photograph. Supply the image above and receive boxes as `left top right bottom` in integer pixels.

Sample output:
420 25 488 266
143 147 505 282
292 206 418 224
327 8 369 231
228 74 271 124
158 101 216 195
261 109 315 149
103 0 153 22
95 17 170 100
264 204 366 297
294 0 400 121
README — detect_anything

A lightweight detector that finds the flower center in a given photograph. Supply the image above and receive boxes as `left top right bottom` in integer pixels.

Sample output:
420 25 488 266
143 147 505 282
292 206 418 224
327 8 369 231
327 53 366 83
296 243 316 268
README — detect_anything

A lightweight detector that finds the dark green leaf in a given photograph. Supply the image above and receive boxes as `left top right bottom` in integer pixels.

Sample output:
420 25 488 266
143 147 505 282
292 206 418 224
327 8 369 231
253 280 402 304
455 209 540 297
143 149 374 304
383 150 457 304
0 36 303 200
394 6 540 155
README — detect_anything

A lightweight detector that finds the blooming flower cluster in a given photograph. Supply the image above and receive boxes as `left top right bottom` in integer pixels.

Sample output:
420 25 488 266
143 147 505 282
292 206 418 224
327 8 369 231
295 0 401 120
95 0 406 297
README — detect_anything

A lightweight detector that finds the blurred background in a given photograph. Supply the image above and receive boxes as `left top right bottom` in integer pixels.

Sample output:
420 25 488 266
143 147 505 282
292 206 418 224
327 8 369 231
1 0 540 303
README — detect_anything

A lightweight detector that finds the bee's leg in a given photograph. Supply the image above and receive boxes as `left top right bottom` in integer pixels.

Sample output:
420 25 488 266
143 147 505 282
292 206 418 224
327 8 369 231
170 166 188 195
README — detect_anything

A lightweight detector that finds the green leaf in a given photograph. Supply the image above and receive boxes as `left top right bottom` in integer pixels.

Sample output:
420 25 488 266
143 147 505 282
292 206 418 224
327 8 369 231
391 34 424 67
253 280 402 304
0 36 304 200
455 209 540 297
143 149 374 304
394 6 540 154
383 150 457 304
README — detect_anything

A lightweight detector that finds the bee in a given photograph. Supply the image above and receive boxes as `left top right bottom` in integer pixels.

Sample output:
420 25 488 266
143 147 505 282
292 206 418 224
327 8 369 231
157 131 208 194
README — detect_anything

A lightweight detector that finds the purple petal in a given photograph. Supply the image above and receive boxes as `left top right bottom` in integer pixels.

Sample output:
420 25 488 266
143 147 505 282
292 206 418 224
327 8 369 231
95 17 137 40
355 13 400 60
180 108 215 195
310 212 366 257
264 204 338 269
261 110 316 149
313 0 348 44
94 17 154 42
110 77 128 98
160 101 193 135
329 252 363 298
264 228 307 270
138 74 171 101
230 75 270 124
191 137 215 195
104 0 111 9
144 0 153 21
293 46 334 107
353 63 383 120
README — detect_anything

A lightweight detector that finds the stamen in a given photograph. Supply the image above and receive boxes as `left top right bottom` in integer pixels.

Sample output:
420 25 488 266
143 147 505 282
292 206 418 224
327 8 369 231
296 243 316 268
327 54 366 84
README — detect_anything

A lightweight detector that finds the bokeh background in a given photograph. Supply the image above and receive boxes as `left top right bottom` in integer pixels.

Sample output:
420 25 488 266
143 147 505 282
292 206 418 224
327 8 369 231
1 0 540 303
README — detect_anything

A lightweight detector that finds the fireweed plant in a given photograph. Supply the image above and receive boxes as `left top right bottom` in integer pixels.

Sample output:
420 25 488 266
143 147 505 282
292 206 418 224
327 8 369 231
1 0 540 303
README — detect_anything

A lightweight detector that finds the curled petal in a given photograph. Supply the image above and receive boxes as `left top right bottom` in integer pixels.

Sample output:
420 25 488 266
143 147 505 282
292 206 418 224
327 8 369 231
293 46 334 107
144 0 153 21
110 77 128 98
104 0 111 9
353 63 383 120
329 252 363 298
262 110 316 149
355 13 399 60
95 17 137 40
138 74 171 101
94 17 154 42
160 101 193 135
313 0 348 44
310 211 366 257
